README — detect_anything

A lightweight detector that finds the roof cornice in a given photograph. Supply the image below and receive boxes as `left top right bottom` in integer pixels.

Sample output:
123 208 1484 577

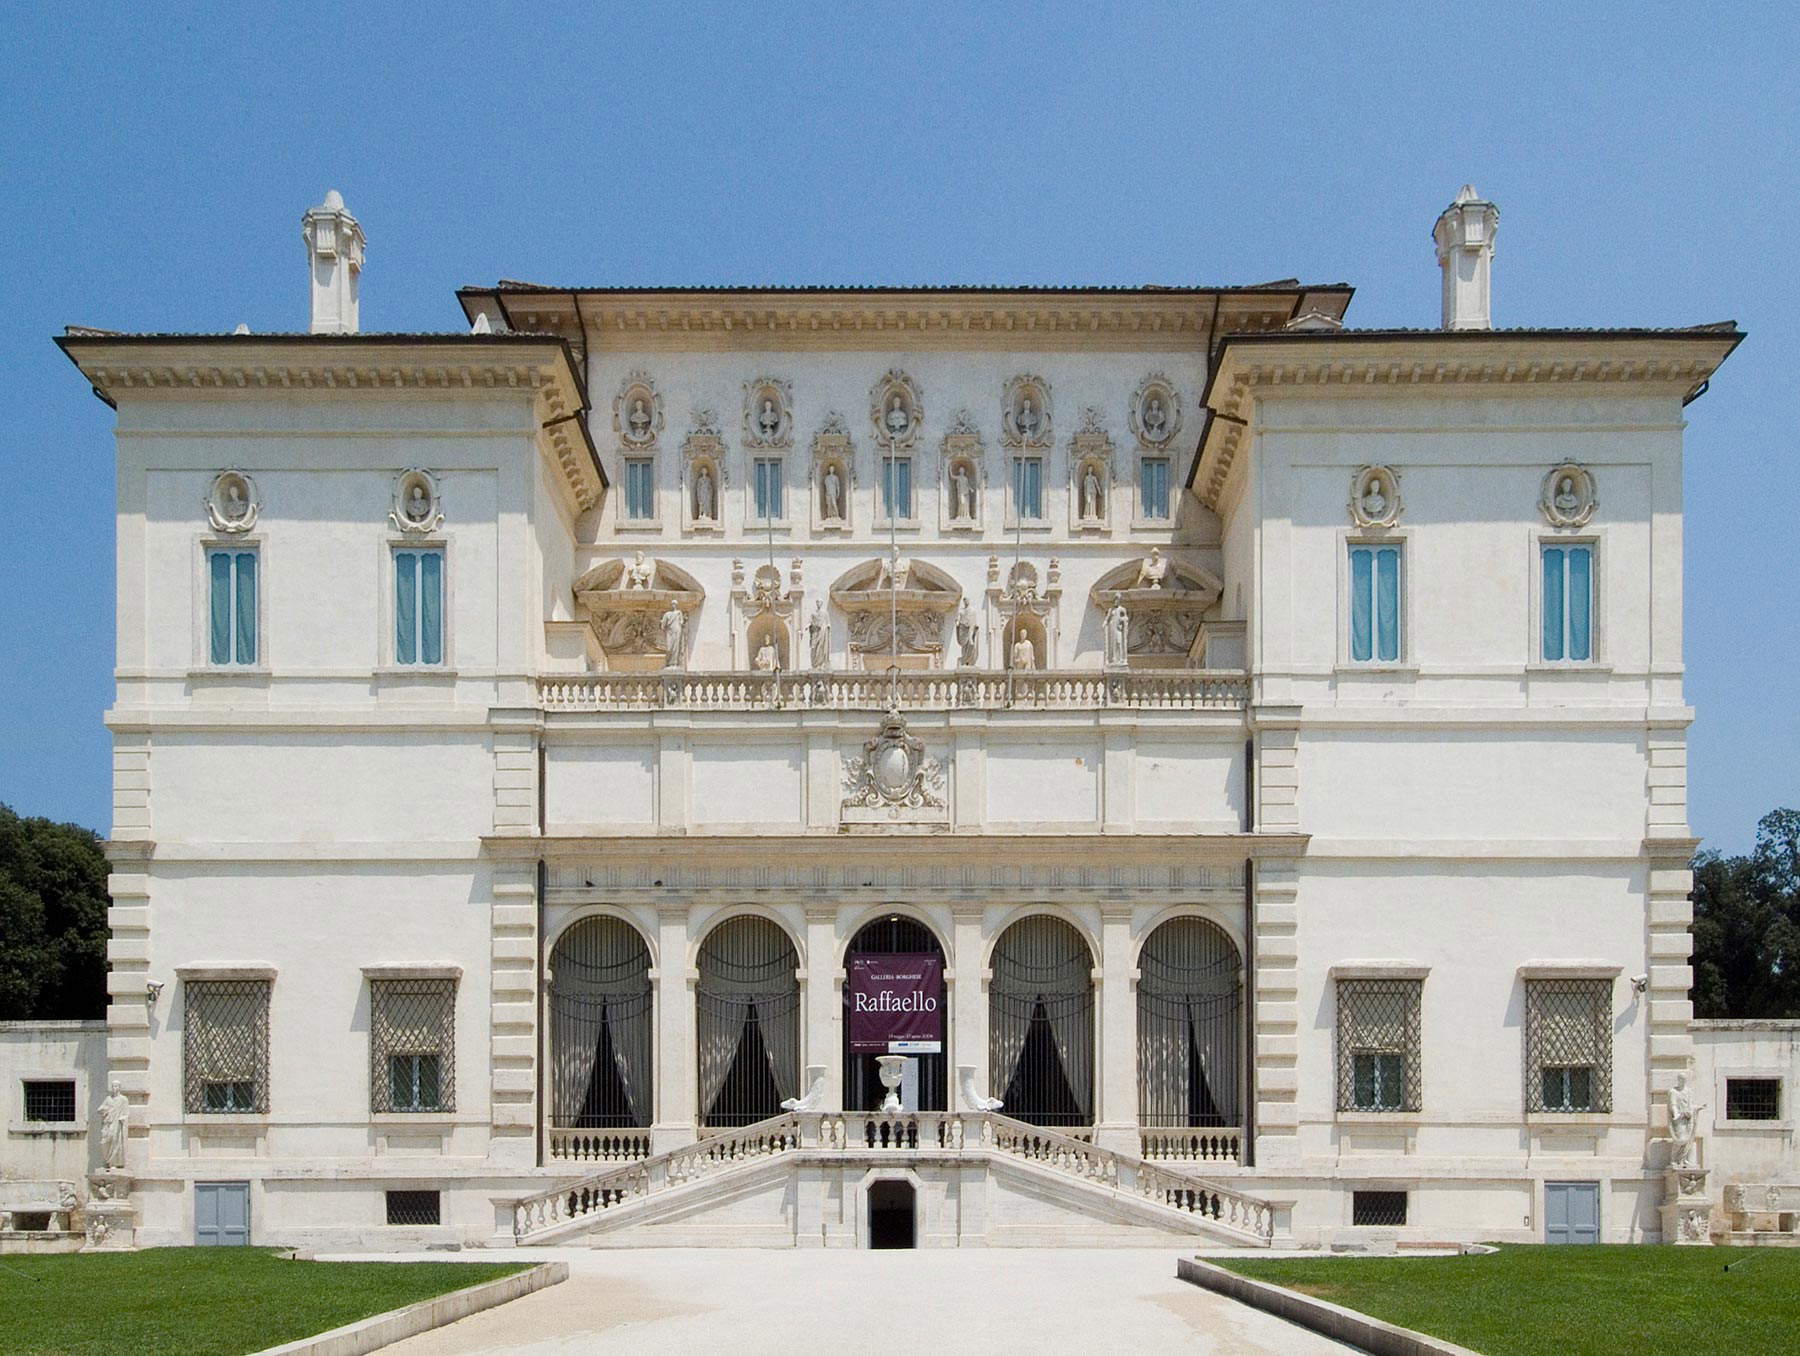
1189 327 1744 510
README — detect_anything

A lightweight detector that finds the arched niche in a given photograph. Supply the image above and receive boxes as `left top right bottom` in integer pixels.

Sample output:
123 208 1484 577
1003 613 1047 670
746 613 791 672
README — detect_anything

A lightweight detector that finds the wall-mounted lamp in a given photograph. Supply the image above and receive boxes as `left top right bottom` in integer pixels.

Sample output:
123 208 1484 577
145 980 164 1005
1630 974 1649 995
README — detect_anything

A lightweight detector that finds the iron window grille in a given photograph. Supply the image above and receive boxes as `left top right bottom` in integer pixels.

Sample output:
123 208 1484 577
1352 1190 1408 1227
23 1079 77 1123
385 1190 441 1226
1524 979 1612 1113
1336 979 1422 1113
183 980 270 1115
371 979 456 1114
1725 1077 1781 1122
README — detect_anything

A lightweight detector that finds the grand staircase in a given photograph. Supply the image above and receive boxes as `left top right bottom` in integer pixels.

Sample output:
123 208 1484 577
512 1111 1276 1248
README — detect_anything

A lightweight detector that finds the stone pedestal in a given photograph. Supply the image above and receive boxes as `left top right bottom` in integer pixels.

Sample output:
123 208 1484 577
80 1172 137 1252
1660 1164 1712 1245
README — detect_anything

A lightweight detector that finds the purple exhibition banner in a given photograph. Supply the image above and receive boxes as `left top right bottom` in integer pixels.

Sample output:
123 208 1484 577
848 953 944 1054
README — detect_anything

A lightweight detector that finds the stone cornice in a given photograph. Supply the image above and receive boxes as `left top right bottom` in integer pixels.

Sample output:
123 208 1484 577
1191 329 1744 511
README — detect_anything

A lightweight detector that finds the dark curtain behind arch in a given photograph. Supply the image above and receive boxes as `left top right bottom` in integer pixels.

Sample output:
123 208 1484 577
1137 917 1241 1127
549 916 653 1128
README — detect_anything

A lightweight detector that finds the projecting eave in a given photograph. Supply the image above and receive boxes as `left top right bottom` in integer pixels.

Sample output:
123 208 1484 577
456 282 1355 357
1188 324 1744 511
54 329 607 513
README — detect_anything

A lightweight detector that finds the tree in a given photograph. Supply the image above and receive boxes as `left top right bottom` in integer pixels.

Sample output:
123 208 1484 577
0 804 109 1020
1691 808 1800 1019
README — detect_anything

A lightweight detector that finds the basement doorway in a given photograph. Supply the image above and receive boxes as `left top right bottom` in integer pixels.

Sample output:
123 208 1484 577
868 1179 917 1249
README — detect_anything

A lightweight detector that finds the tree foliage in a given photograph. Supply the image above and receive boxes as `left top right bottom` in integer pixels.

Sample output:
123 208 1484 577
1692 808 1800 1019
0 803 109 1020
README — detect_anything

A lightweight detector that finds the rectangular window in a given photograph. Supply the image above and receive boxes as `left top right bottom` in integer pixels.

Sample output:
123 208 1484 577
1725 1077 1782 1121
753 457 784 520
1542 543 1594 661
1348 543 1401 663
22 1079 77 1123
394 549 445 666
370 978 456 1114
881 456 913 520
1524 978 1612 1113
1336 979 1422 1112
1140 457 1171 519
385 1189 441 1226
207 549 258 665
183 980 271 1115
624 458 655 519
1012 457 1044 520
1352 1190 1408 1227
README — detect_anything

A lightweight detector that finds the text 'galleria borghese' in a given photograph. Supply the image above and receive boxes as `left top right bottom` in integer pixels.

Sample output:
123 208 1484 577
26 183 1798 1256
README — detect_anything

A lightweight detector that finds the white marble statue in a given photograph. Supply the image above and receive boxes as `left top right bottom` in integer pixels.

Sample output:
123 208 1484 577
1015 397 1040 441
1143 396 1167 441
955 600 979 668
1104 601 1130 667
780 1066 828 1112
822 464 843 520
755 637 781 672
659 602 686 666
806 602 829 670
1554 476 1580 515
1668 1072 1704 1168
404 483 431 523
958 1065 1003 1113
1010 632 1037 671
99 1080 129 1170
624 551 654 590
884 395 911 439
1362 479 1388 520
951 463 975 520
694 467 715 521
223 482 250 521
628 398 651 439
1135 547 1168 590
1082 467 1102 520
758 398 781 440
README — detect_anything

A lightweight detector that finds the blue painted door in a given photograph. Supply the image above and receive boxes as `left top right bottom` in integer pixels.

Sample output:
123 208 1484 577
195 1181 250 1246
1544 1181 1600 1244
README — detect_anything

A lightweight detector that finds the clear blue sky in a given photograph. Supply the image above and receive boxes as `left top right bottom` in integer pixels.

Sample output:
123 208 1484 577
2 3 1793 851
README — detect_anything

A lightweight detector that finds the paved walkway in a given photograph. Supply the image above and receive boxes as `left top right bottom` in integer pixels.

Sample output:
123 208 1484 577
354 1248 1355 1355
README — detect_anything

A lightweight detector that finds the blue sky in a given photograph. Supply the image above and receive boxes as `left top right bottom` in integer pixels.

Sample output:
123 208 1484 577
2 3 1794 851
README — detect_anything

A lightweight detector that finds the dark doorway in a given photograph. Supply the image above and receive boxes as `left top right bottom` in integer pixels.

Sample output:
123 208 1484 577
868 1179 916 1249
843 916 947 1111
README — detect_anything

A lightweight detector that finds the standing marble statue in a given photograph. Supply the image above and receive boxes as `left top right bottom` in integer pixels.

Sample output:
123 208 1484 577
1668 1071 1704 1168
694 467 715 521
99 1079 130 1170
822 464 843 521
755 637 781 672
659 602 686 667
951 464 975 521
1010 632 1036 671
954 600 979 668
1104 601 1130 667
806 603 829 670
1082 467 1102 520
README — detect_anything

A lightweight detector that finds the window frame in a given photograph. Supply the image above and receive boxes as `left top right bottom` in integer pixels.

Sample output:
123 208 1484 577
1339 533 1410 669
1006 454 1048 528
369 975 457 1115
876 454 917 528
747 455 790 527
182 977 273 1117
1334 977 1423 1114
616 448 665 532
195 537 267 672
378 537 452 673
14 1074 83 1133
390 545 448 668
1718 1073 1788 1128
1522 976 1614 1115
1537 535 1600 665
622 456 658 523
1135 455 1174 526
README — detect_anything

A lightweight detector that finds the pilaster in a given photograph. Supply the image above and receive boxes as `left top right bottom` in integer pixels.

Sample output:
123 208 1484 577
652 903 698 1152
951 905 990 1104
1094 904 1138 1152
488 864 538 1166
1251 858 1301 1167
804 905 842 1111
103 845 153 1156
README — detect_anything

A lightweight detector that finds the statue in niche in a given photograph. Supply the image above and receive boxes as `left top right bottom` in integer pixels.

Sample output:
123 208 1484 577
757 397 782 441
403 483 431 524
628 398 652 441
954 600 979 668
1104 601 1130 667
884 395 912 440
659 601 686 667
755 636 781 672
1082 466 1103 520
1015 396 1041 441
1554 476 1581 515
1135 547 1168 590
99 1079 129 1169
822 464 843 521
1142 396 1168 442
1010 631 1037 671
222 481 250 522
625 551 654 590
1667 1072 1704 1169
1361 477 1388 521
806 603 829 670
694 466 715 521
951 462 975 521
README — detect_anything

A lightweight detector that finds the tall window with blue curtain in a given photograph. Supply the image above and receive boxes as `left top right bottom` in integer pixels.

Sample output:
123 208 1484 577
623 458 655 520
1541 544 1594 662
753 457 784 520
394 548 445 665
1348 543 1402 663
1012 456 1044 520
207 548 258 665
881 456 912 520
1140 457 1171 519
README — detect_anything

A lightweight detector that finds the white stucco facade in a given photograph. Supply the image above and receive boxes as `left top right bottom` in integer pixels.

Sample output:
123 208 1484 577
45 189 1772 1252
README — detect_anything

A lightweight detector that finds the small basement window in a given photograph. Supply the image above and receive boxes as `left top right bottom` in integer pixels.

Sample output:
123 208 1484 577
1725 1078 1782 1122
23 1080 77 1123
385 1190 441 1226
1352 1190 1408 1227
12 1212 54 1231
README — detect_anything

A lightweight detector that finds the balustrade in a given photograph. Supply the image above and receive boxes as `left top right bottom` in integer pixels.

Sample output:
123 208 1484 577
1139 1128 1243 1165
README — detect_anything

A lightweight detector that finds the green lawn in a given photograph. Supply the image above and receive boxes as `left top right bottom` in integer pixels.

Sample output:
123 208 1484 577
1214 1245 1800 1356
0 1247 529 1356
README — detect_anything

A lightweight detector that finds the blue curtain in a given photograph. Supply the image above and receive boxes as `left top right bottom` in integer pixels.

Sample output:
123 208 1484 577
1542 548 1566 661
1350 548 1373 662
1142 458 1169 518
209 552 233 664
1375 547 1400 663
1014 458 1042 519
395 551 418 664
234 553 257 664
626 461 653 519
420 551 444 665
883 457 911 518
1567 546 1592 661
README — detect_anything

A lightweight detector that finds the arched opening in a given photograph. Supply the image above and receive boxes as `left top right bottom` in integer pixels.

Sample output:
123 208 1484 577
989 916 1094 1127
548 917 654 1138
843 916 947 1112
696 916 801 1128
1137 917 1241 1129
867 1179 917 1249
1003 614 1047 670
746 613 791 672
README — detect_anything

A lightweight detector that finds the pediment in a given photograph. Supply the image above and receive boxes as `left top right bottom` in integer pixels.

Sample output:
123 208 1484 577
1090 555 1221 611
575 556 704 603
829 557 961 613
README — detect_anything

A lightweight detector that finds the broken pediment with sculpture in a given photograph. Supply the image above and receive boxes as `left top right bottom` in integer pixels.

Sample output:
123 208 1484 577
1089 550 1223 666
574 553 704 670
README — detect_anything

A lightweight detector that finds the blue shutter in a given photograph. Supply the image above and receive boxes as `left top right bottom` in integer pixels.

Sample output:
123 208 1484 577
896 458 911 517
234 553 257 664
395 552 418 665
1142 458 1170 518
420 551 444 665
1350 547 1373 662
1567 546 1592 661
1543 547 1566 661
1375 548 1400 662
209 552 233 664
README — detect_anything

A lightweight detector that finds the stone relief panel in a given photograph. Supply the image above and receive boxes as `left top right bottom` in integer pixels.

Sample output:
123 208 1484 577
205 469 260 534
1540 463 1597 529
871 370 923 453
575 553 704 671
1348 465 1403 530
811 413 855 533
1001 374 1053 450
939 409 985 533
389 468 443 534
1129 374 1181 450
613 371 664 449
743 376 794 449
681 410 727 533
841 708 948 825
1069 406 1114 533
